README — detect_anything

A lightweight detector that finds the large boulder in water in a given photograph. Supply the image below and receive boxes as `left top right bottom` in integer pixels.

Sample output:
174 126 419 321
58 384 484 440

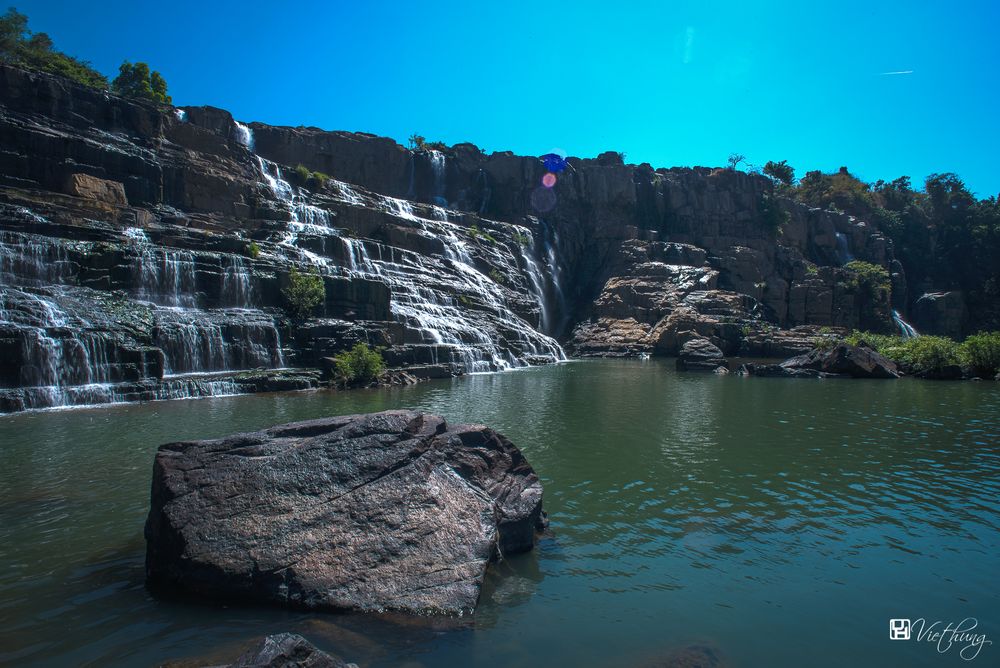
780 342 898 379
676 337 727 371
144 410 545 615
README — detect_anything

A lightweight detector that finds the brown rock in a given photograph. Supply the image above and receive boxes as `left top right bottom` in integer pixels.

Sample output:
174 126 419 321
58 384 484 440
65 173 128 207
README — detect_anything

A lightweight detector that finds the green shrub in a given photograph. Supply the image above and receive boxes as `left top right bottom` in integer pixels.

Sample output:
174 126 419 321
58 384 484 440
488 268 505 284
512 231 531 246
896 336 962 373
468 224 481 239
282 268 325 318
310 170 329 188
0 9 108 88
292 165 328 189
112 61 171 104
960 332 1000 375
844 331 961 374
845 261 891 328
333 342 385 384
759 194 789 234
247 241 260 259
845 260 891 293
763 159 795 185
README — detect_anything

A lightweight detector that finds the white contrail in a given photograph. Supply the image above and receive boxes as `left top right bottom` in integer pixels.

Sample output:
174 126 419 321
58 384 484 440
878 70 914 76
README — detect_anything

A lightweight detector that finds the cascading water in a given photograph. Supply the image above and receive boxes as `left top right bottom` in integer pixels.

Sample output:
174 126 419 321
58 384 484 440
336 195 565 371
892 310 919 339
233 121 254 150
835 232 854 264
430 151 447 206
539 217 570 337
221 255 253 307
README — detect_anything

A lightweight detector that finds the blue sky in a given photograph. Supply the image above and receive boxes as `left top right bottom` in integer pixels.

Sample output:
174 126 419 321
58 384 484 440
14 1 1000 196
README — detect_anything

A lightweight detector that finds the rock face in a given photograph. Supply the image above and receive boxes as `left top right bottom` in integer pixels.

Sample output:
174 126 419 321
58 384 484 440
0 62 928 412
912 291 968 340
675 337 727 371
780 343 898 379
144 410 545 615
225 633 355 668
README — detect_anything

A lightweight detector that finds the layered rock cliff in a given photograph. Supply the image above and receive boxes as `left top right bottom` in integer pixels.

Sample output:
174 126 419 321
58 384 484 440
0 64 904 412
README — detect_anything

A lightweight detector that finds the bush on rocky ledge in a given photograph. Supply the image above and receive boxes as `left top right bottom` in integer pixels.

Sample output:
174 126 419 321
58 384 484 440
282 268 325 318
961 332 1000 376
841 330 1000 377
333 342 385 384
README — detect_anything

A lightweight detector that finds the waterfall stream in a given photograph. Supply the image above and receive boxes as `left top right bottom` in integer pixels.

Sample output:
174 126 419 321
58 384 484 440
892 310 919 339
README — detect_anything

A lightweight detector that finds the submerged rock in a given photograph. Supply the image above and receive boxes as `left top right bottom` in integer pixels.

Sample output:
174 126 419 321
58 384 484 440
675 337 727 371
737 362 842 379
145 410 545 615
224 633 356 668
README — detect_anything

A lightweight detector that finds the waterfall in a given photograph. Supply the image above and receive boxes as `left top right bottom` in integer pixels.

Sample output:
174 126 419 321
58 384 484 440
221 255 253 307
174 109 187 123
155 307 285 375
0 231 74 286
835 232 854 264
514 226 551 334
892 310 919 339
240 140 564 374
476 169 491 215
430 151 447 206
125 228 197 308
233 121 254 150
540 218 570 336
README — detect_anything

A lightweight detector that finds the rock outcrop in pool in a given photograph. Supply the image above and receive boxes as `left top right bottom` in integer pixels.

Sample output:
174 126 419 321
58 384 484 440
144 410 546 616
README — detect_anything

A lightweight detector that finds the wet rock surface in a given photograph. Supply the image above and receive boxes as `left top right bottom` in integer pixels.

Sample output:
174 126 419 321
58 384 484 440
145 410 545 615
222 633 356 668
675 337 727 371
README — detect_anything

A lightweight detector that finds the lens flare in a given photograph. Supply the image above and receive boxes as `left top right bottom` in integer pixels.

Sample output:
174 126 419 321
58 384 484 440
542 172 557 188
540 153 568 173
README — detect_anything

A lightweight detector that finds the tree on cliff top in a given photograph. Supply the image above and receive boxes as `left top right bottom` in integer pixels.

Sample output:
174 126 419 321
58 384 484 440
763 160 795 186
0 8 108 88
112 61 171 104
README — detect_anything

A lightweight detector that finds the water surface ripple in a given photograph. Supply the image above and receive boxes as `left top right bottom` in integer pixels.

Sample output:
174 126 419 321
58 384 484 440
1 360 997 666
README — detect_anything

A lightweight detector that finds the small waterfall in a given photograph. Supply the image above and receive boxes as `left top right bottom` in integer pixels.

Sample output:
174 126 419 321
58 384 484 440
476 169 491 215
174 109 187 123
0 231 74 286
221 255 253 307
0 289 135 403
514 226 551 333
892 310 919 339
155 308 285 375
540 218 570 336
233 121 254 150
835 232 854 264
125 228 197 307
430 151 447 206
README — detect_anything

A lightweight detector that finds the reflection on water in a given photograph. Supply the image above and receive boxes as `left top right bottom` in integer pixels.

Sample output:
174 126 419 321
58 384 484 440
0 360 998 667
